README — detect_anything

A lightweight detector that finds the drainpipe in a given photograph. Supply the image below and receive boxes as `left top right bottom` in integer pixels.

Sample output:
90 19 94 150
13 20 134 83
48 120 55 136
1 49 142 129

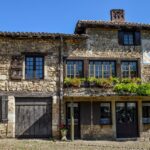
59 36 64 137
70 98 74 141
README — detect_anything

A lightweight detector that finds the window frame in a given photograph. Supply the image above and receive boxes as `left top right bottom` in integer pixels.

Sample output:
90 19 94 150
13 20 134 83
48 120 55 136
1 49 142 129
123 31 134 46
89 60 116 78
65 60 84 78
142 102 150 124
121 60 138 78
25 55 44 80
99 102 112 125
118 30 141 46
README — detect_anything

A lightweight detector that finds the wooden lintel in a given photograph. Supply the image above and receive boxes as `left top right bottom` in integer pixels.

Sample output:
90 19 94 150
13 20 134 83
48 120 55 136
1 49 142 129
63 96 150 102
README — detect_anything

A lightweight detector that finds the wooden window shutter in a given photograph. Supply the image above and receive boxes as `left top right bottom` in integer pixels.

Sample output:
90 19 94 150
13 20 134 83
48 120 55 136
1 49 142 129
118 31 124 45
134 31 141 45
1 96 8 122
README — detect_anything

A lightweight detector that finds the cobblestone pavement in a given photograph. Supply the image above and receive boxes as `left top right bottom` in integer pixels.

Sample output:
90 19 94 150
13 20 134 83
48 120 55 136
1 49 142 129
0 139 149 150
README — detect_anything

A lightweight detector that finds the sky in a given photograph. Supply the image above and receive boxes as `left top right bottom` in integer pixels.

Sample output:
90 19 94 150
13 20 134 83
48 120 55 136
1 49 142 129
0 0 150 34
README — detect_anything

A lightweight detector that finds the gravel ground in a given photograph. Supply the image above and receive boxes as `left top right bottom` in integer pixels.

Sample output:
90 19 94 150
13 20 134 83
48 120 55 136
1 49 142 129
0 139 150 150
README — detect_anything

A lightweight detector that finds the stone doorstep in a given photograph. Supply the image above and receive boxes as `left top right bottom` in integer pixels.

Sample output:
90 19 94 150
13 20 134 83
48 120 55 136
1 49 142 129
116 138 138 141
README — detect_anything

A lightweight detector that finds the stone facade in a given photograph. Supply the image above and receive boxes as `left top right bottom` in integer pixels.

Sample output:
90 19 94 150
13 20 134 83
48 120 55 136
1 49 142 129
0 37 60 138
0 10 150 140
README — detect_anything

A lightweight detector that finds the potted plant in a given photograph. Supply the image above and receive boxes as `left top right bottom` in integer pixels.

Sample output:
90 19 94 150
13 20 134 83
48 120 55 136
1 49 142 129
60 124 68 141
64 77 72 87
96 78 113 88
87 77 97 87
80 78 87 87
70 78 81 87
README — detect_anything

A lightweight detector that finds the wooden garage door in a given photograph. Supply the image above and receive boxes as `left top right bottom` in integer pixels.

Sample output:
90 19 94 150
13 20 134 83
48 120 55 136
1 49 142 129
15 97 52 138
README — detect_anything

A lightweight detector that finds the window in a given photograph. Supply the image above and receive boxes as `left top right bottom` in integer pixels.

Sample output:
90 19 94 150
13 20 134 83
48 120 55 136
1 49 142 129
0 96 8 123
25 56 44 80
121 61 138 78
66 60 83 78
118 31 141 45
124 32 134 45
100 102 111 125
142 102 150 124
89 61 116 78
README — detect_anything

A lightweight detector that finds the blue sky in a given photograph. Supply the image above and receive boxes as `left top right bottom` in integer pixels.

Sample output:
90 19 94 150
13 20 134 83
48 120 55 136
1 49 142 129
0 0 150 33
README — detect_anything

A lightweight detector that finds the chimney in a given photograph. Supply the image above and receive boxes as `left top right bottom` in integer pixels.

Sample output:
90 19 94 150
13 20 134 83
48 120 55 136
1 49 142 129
110 9 125 22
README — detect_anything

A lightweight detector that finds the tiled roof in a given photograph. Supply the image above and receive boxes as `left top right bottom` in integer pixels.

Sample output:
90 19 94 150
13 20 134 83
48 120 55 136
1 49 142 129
0 31 87 39
75 20 150 34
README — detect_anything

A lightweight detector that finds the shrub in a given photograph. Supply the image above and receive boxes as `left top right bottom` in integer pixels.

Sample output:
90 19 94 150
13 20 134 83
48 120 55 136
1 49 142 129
64 77 72 86
109 77 120 84
121 78 132 84
137 83 150 96
114 83 139 93
80 78 86 82
132 78 142 84
87 77 97 84
70 78 81 87
96 78 113 88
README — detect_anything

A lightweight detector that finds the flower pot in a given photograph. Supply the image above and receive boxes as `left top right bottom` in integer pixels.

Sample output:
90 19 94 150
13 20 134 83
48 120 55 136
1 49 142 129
60 129 68 141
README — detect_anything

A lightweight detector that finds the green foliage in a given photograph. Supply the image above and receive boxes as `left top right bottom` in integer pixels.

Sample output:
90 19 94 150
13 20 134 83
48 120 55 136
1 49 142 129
96 78 113 88
114 83 139 93
64 77 81 87
64 77 72 86
121 78 142 84
70 78 81 87
87 77 97 83
80 78 86 82
132 78 142 84
109 77 120 84
121 78 132 84
136 83 150 96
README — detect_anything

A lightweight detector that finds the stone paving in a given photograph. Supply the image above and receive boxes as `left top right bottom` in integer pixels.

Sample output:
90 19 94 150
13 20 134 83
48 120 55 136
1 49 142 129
0 139 150 150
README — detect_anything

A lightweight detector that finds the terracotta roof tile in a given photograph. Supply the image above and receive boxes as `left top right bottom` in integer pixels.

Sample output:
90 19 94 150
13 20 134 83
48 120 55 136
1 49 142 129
75 20 150 34
0 31 88 39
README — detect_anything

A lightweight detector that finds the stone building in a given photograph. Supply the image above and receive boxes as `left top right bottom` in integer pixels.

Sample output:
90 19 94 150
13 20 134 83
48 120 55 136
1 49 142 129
0 9 150 140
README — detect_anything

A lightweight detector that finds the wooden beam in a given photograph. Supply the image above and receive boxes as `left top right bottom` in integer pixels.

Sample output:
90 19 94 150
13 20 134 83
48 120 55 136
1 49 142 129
70 100 74 141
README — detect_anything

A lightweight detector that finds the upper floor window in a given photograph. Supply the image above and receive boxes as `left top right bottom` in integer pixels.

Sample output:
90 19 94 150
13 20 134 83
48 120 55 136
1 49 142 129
118 31 141 46
25 55 44 80
121 61 138 78
66 60 83 78
89 61 116 78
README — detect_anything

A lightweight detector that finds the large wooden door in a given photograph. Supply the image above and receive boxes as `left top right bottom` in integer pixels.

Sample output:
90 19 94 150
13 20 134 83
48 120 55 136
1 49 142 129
15 97 52 138
116 102 138 138
66 103 80 139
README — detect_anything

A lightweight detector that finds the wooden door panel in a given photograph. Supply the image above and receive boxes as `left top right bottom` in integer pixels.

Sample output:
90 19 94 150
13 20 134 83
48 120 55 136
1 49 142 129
15 97 52 138
116 102 138 138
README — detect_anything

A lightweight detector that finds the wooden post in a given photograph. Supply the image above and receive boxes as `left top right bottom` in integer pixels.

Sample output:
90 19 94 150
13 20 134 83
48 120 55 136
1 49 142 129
70 100 74 141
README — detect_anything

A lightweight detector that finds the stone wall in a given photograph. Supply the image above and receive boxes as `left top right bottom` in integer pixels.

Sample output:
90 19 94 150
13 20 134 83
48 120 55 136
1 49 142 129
64 28 141 59
0 37 60 95
81 125 113 140
0 96 15 138
64 88 116 97
0 37 61 138
142 64 150 82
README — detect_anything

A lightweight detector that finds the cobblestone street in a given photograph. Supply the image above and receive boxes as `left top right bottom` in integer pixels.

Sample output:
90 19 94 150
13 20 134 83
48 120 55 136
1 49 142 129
0 139 150 150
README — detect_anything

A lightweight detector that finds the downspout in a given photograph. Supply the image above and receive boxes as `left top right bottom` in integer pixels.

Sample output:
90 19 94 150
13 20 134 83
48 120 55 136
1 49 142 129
59 36 64 137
